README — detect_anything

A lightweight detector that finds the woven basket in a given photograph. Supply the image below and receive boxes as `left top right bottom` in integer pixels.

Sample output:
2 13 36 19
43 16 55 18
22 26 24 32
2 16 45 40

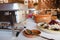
33 14 52 23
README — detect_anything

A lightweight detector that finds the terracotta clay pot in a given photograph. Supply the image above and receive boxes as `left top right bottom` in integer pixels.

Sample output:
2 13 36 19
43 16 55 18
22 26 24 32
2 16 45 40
23 30 41 38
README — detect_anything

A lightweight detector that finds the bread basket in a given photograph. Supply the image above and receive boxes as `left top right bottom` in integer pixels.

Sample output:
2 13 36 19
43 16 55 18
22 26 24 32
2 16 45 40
33 14 52 23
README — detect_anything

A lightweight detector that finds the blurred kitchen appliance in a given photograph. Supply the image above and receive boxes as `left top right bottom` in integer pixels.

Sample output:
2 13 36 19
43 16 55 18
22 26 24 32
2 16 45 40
0 3 27 29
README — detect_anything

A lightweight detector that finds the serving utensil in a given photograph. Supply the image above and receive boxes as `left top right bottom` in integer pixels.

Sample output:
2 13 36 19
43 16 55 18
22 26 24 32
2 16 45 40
37 35 54 40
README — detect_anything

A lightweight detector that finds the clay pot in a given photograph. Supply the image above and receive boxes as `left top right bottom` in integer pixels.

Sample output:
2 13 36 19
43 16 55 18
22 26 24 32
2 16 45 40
23 30 41 38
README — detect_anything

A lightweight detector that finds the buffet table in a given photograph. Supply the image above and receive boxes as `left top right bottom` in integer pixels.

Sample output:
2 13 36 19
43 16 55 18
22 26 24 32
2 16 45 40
13 18 60 40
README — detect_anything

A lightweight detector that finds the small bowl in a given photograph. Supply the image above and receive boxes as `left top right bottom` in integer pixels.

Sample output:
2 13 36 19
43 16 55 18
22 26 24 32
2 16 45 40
23 29 41 38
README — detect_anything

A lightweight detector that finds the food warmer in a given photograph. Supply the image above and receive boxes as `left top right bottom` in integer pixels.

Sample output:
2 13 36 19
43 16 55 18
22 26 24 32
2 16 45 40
0 3 27 29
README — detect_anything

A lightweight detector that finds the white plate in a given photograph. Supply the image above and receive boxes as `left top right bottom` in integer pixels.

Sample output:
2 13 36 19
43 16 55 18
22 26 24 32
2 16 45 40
37 26 60 34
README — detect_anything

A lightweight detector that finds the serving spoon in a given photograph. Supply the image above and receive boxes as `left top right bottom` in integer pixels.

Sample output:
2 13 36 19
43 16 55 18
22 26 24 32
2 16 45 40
37 35 54 40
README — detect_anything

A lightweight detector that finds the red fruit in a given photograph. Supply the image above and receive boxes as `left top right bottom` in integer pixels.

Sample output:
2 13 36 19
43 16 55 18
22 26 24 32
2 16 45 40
49 20 58 25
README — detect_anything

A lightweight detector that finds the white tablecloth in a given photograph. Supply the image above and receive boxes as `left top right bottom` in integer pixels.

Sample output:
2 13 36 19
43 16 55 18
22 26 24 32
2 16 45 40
13 18 60 40
0 30 12 40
